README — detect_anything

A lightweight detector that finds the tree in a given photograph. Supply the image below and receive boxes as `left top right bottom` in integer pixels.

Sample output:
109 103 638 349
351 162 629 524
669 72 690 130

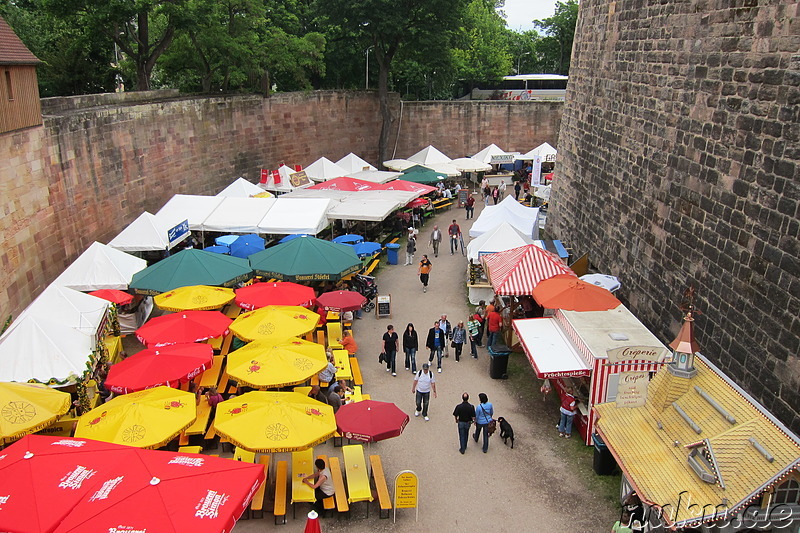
317 0 469 163
533 0 579 75
452 0 511 86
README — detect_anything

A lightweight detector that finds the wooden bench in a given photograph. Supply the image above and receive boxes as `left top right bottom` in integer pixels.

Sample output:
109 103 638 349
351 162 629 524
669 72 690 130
178 445 202 454
314 455 336 515
432 198 453 210
250 454 271 518
328 456 350 517
349 357 363 386
274 460 288 525
361 258 380 276
369 455 392 519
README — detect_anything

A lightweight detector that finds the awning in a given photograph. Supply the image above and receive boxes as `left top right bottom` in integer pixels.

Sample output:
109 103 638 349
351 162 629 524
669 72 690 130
482 244 574 295
513 318 590 379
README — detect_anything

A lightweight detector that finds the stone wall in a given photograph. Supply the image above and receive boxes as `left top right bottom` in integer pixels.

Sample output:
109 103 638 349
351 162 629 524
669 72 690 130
549 0 799 432
0 90 563 325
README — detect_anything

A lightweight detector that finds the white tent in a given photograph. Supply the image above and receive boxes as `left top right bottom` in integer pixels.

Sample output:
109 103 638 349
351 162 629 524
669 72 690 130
304 157 349 181
200 197 277 233
283 189 415 222
472 143 513 164
258 198 331 235
469 196 540 238
349 170 402 183
108 211 189 252
466 221 536 262
216 177 266 197
408 145 452 165
0 314 96 384
518 142 557 161
261 164 309 193
53 242 147 291
15 284 109 335
155 194 225 231
336 153 377 173
450 157 492 172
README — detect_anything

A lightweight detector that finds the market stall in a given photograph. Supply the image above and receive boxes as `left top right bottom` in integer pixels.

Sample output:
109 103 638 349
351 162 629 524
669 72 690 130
513 304 670 445
468 196 540 238
53 242 147 292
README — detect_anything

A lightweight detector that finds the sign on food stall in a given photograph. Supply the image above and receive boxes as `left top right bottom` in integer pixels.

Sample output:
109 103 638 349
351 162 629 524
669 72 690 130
167 219 190 248
393 470 419 522
607 346 669 364
615 371 648 408
289 170 311 187
490 154 515 164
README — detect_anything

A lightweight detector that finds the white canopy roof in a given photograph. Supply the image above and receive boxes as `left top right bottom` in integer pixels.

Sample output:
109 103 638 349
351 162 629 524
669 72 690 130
53 242 147 291
108 211 189 252
0 314 95 384
472 143 512 164
513 318 591 379
382 159 417 171
468 196 540 238
257 197 331 235
408 145 452 165
450 157 492 172
349 170 402 183
304 157 349 181
216 177 266 197
518 142 558 161
155 194 225 231
336 153 377 173
261 165 310 193
466 221 536 262
15 284 109 335
200 197 277 233
284 189 416 222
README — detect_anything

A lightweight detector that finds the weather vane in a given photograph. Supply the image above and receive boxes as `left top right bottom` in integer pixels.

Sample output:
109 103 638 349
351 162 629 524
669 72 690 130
679 286 701 320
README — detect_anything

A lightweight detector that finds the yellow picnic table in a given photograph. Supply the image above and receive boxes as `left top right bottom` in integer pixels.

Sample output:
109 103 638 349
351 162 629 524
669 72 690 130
326 311 340 322
184 396 213 435
342 444 373 503
291 448 315 507
206 335 224 352
197 355 224 388
332 349 352 382
345 386 363 404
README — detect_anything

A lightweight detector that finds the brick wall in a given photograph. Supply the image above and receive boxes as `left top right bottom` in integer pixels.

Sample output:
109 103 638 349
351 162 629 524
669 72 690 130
0 90 563 326
549 0 799 432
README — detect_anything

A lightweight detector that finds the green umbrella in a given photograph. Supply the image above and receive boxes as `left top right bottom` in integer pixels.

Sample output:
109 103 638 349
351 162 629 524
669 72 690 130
129 249 253 295
248 236 362 282
400 164 448 184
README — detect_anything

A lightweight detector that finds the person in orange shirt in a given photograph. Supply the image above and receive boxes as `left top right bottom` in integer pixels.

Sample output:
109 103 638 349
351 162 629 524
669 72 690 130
418 255 433 293
340 330 358 356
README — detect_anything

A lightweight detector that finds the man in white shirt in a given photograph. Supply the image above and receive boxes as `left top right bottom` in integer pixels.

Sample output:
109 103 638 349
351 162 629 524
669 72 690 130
411 363 437 421
303 458 336 512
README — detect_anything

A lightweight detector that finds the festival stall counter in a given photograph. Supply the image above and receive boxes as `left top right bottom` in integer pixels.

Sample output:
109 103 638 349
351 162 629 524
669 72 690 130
513 304 670 445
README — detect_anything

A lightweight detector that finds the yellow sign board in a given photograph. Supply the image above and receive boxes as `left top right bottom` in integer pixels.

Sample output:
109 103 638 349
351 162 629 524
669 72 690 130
393 470 419 521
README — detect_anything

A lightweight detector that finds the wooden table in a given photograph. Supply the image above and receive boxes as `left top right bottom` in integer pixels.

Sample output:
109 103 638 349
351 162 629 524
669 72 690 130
342 444 373 503
291 448 315 508
332 349 352 382
197 355 224 388
184 397 213 436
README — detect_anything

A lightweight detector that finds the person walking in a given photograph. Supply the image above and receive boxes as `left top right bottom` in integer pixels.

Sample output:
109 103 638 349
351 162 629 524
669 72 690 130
474 300 487 347
429 226 442 257
448 219 461 255
514 180 521 200
411 363 437 421
438 314 452 358
466 314 480 359
558 387 577 438
491 186 499 205
382 324 399 376
465 193 475 219
473 393 494 453
402 322 419 372
486 305 502 348
302 458 335 513
453 393 476 454
499 180 507 200
426 320 445 372
405 232 416 265
418 255 432 293
451 321 467 361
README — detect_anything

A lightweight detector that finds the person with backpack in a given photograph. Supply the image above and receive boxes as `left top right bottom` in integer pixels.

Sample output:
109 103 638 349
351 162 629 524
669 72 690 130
473 393 494 453
411 363 437 421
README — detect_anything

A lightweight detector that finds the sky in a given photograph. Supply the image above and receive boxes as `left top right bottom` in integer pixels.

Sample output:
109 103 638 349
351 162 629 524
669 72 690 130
498 0 557 32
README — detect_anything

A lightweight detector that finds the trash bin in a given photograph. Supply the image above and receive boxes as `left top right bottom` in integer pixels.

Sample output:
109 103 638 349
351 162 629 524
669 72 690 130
592 433 616 475
488 341 511 379
386 243 401 265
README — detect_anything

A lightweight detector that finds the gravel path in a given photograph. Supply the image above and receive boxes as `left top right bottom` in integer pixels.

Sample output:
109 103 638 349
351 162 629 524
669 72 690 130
235 199 618 532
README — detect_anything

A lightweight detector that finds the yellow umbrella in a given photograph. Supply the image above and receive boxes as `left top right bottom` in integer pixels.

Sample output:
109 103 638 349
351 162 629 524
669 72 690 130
74 386 196 449
154 285 235 311
213 391 336 452
0 382 71 444
229 305 320 342
227 338 328 389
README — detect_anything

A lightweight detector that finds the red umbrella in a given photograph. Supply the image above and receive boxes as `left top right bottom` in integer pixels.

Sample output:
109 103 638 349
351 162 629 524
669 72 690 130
304 510 322 533
0 434 264 533
235 281 316 310
335 400 410 442
135 310 232 347
405 197 430 208
315 290 367 312
532 273 621 312
88 288 134 305
105 343 214 394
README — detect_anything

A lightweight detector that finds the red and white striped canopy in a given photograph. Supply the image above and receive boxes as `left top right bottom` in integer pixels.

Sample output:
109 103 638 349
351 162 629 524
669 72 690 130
482 244 575 295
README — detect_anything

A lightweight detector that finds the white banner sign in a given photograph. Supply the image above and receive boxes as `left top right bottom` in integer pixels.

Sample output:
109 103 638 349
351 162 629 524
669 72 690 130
531 156 542 186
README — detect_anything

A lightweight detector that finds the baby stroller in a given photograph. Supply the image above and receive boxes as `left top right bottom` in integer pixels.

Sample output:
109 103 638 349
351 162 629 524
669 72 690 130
351 274 378 312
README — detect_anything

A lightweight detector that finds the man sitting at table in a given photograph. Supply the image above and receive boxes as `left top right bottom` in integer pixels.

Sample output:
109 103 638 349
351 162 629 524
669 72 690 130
303 458 336 513
339 331 358 356
327 387 345 413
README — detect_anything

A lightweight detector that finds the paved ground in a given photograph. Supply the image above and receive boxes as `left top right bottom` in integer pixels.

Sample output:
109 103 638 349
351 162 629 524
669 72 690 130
232 198 619 532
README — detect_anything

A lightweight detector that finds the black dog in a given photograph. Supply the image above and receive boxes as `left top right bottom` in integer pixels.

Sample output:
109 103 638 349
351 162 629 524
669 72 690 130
498 417 514 448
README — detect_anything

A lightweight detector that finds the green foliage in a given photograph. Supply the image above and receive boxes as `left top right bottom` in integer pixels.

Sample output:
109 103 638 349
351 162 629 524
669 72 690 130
534 0 579 75
451 0 511 84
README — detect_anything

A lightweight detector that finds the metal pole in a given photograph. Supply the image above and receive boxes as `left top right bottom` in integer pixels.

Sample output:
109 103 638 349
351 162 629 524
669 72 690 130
365 46 374 90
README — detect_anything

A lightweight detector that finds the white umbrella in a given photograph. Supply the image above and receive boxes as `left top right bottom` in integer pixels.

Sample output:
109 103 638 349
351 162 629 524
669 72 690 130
426 162 461 177
579 274 621 293
450 157 492 172
383 159 416 171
